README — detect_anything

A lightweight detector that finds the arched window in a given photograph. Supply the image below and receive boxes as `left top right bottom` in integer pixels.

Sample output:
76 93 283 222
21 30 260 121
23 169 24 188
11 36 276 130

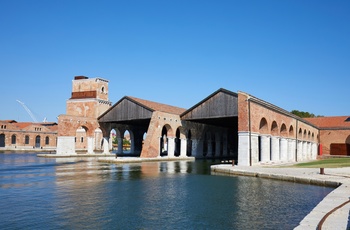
45 136 50 145
11 135 16 144
25 135 30 144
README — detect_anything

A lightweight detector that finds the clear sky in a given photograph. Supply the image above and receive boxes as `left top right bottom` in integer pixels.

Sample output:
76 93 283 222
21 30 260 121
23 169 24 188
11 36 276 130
1 0 349 122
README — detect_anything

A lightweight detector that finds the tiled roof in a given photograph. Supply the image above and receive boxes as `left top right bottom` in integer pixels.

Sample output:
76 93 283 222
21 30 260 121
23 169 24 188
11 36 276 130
305 116 350 129
128 96 186 115
14 122 33 129
0 120 17 123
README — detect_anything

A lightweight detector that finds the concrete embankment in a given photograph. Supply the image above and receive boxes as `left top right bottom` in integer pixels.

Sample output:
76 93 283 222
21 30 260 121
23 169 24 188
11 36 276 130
211 164 350 229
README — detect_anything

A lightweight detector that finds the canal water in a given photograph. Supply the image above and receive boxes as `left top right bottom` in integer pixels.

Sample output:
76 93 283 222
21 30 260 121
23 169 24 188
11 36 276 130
0 153 333 229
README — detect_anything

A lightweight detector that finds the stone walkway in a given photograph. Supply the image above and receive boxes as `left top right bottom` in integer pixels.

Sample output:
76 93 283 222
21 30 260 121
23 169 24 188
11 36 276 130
211 164 350 229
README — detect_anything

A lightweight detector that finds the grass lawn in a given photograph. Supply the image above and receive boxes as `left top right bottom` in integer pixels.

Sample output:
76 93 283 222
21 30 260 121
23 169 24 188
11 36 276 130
294 157 350 168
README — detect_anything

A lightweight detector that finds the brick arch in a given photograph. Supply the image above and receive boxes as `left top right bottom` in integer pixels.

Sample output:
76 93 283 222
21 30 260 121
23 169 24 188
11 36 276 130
176 125 187 139
162 124 174 137
346 135 350 144
298 128 303 140
271 121 279 136
280 123 287 137
259 118 269 134
289 125 294 137
303 129 307 140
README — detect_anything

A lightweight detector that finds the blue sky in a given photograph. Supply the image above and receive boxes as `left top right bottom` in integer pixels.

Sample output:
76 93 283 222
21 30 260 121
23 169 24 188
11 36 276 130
1 0 349 122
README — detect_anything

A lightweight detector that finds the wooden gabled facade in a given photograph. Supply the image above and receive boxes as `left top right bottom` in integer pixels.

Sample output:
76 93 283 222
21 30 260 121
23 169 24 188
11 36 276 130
181 88 238 120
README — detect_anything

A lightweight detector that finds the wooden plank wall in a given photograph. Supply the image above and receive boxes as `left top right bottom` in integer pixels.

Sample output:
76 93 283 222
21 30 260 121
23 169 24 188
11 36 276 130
183 92 238 119
99 98 153 122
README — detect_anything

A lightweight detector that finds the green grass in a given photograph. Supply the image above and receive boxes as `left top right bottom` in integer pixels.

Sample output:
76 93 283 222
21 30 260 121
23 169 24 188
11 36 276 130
294 157 350 168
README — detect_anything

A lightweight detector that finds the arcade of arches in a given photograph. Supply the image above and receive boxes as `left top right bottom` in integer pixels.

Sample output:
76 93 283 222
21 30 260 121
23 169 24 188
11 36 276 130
54 76 349 166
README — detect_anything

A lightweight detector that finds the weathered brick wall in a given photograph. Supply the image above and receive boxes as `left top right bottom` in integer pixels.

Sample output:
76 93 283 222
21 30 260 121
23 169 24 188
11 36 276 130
57 115 100 137
141 111 182 158
238 92 318 142
320 129 350 154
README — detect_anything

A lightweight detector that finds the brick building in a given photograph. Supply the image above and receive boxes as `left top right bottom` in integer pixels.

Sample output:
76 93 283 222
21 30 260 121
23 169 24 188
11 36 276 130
3 75 344 164
305 116 350 156
56 76 112 154
0 120 57 151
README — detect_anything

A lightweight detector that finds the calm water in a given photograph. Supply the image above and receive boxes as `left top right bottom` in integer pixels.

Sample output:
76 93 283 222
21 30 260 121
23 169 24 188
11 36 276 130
0 153 333 230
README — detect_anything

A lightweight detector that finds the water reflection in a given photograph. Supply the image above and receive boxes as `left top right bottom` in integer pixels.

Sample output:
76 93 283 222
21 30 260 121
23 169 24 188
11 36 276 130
0 153 333 230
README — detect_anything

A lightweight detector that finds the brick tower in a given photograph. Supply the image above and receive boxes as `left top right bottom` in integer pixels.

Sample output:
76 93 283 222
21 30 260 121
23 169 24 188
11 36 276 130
56 76 112 155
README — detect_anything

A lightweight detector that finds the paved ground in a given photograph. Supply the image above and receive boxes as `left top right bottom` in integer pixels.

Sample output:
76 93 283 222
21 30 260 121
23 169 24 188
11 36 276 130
211 164 350 229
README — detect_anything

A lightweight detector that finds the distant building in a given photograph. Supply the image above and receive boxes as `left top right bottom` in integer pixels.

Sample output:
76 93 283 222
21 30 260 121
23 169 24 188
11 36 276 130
305 116 350 155
0 120 57 151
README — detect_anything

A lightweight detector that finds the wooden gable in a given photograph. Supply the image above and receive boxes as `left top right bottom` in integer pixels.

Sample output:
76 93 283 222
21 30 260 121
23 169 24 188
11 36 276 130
181 88 238 120
99 96 154 123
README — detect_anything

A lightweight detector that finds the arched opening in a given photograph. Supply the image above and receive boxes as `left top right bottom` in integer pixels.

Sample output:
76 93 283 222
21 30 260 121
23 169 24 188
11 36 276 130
123 130 131 153
35 135 41 148
187 130 192 157
298 128 303 140
25 135 30 145
280 124 287 137
346 135 350 144
289 126 294 137
271 121 278 136
259 118 268 133
175 129 181 157
258 118 269 162
45 136 50 145
0 134 5 147
160 126 168 156
110 129 117 151
11 135 16 145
